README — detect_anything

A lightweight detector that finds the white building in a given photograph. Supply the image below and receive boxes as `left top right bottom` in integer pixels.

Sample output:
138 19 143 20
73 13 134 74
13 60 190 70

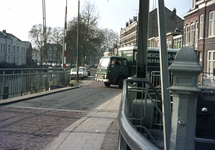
0 30 31 66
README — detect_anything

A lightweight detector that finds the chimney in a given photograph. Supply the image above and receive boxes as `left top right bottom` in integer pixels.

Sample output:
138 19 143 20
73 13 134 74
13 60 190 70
3 30 6 33
173 8 176 15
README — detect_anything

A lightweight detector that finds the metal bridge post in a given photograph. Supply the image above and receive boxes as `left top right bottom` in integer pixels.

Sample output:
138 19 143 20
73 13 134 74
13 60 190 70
168 47 202 150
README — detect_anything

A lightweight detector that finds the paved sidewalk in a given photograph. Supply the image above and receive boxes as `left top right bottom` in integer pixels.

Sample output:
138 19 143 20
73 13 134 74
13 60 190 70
45 93 122 150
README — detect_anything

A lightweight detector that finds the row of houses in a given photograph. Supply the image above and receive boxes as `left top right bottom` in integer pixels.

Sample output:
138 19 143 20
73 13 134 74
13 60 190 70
0 30 63 67
117 0 215 76
0 30 32 66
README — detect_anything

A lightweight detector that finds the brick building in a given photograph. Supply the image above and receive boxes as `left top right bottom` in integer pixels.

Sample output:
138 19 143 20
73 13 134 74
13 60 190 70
183 0 215 74
119 7 184 49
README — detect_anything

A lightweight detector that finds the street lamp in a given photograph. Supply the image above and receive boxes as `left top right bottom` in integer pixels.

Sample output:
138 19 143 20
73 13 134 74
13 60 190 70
76 0 80 82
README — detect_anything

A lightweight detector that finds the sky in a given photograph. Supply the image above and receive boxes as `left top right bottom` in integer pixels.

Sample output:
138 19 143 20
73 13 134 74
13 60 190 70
0 0 191 42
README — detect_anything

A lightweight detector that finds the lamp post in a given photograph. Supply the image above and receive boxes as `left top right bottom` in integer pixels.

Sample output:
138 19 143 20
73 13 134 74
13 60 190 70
76 0 80 82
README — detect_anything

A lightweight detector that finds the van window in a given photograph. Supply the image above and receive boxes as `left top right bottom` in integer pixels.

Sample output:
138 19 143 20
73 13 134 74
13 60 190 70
99 58 110 67
112 59 122 66
122 60 127 66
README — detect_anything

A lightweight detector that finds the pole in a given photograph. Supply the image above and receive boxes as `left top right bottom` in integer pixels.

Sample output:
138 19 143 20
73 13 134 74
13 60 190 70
157 0 171 149
42 0 46 65
136 0 150 78
76 0 80 82
62 0 68 68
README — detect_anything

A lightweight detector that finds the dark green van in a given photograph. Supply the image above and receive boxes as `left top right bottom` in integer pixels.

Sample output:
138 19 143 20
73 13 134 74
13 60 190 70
95 46 179 88
95 56 130 88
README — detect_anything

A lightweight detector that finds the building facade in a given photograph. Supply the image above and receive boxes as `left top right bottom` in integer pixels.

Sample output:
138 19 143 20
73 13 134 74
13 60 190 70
0 30 31 66
119 7 184 48
183 0 215 74
32 49 40 64
46 43 62 65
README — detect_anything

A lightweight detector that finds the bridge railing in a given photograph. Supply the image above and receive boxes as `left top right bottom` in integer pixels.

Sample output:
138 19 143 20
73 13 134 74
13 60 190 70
0 68 70 100
118 77 163 150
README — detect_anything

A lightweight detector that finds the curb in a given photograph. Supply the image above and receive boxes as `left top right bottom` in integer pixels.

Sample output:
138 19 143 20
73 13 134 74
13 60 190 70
0 86 79 106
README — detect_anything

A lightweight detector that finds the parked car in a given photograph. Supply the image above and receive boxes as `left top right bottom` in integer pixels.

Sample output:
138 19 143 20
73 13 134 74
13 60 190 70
70 67 88 80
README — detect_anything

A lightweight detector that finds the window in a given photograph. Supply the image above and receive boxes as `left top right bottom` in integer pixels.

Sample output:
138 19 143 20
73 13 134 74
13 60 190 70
190 23 195 43
0 44 2 53
122 60 127 66
200 14 204 38
8 45 10 53
8 56 10 63
195 22 199 49
185 25 189 44
207 50 215 76
99 58 110 67
173 37 182 49
209 11 215 37
48 54 52 59
195 22 198 46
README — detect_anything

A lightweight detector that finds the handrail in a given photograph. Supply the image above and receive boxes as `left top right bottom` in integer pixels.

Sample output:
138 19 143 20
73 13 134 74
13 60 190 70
0 68 70 100
0 68 70 71
118 78 160 150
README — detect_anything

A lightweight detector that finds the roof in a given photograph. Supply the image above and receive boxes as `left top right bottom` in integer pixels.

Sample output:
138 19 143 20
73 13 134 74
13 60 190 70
0 30 22 41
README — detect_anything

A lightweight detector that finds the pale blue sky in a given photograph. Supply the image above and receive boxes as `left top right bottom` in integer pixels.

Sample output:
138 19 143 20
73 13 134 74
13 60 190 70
0 0 191 42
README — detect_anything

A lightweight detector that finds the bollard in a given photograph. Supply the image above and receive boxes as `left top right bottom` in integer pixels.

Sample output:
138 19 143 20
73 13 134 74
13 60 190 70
168 47 202 150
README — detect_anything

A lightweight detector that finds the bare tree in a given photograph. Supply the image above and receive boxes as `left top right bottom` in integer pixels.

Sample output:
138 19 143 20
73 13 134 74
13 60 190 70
101 28 119 50
67 0 103 66
28 24 52 65
51 26 63 44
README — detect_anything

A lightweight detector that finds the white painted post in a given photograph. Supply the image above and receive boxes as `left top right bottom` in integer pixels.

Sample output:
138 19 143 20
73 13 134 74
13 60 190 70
168 47 202 150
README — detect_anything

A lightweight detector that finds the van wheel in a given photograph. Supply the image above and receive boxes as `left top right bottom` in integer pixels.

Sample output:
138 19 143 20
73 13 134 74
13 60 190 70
104 82 110 87
118 77 124 89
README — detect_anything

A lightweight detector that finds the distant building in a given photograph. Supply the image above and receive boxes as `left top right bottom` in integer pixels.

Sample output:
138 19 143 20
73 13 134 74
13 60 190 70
183 0 215 74
32 49 40 64
0 30 32 66
148 29 183 49
46 43 62 65
119 7 184 48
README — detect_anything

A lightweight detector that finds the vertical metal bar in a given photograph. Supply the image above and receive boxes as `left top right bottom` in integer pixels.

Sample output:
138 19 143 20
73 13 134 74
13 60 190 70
2 71 5 99
35 70 38 93
136 0 150 78
21 71 23 96
76 0 80 82
157 0 171 149
13 71 15 97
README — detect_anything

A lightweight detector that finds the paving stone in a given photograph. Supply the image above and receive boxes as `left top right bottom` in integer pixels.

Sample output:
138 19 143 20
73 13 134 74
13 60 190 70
0 107 86 150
